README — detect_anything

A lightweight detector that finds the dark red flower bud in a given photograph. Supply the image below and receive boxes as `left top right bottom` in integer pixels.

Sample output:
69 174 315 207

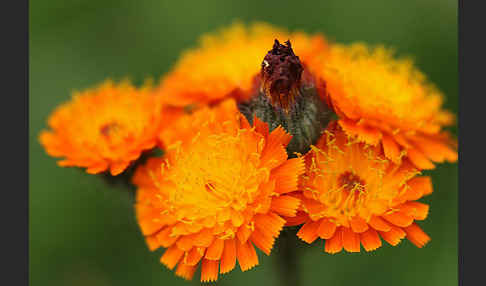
261 39 304 111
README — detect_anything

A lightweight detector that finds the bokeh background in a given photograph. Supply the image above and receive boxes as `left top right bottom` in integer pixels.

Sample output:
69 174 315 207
30 0 458 285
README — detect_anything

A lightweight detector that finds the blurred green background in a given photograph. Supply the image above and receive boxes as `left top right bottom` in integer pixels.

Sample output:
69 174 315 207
30 0 458 285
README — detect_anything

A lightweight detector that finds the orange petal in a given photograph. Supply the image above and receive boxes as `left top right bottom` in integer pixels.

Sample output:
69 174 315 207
201 259 219 282
394 133 413 149
317 219 337 239
239 113 252 129
230 209 245 227
412 134 458 163
256 180 276 207
271 157 305 194
383 211 414 227
176 234 196 251
254 212 286 238
201 216 216 229
404 223 431 248
297 221 320 244
324 227 343 254
110 161 130 175
368 216 391 232
301 197 327 216
175 263 197 280
156 227 179 248
270 195 301 217
339 119 382 146
160 246 184 270
172 220 193 233
379 226 406 246
139 218 165 236
236 225 253 244
253 116 269 137
349 217 369 233
268 125 293 146
236 240 259 271
360 228 382 252
250 227 275 255
220 239 237 274
399 202 429 220
284 211 308 227
342 227 360 252
184 247 204 266
135 202 153 219
205 238 225 260
407 176 433 200
407 148 435 170
382 134 401 163
86 162 109 174
260 126 292 169
145 235 160 251
194 228 214 247
57 159 76 167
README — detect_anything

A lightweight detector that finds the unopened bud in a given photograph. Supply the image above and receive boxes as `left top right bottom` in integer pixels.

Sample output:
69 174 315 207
239 39 335 156
261 40 303 111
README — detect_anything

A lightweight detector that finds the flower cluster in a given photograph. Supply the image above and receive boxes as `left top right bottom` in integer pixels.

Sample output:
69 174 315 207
40 22 457 282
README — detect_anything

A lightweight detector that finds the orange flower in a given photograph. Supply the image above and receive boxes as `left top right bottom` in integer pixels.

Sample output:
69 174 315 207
157 96 241 149
313 44 457 169
133 99 304 282
155 22 328 107
39 80 180 175
295 123 432 253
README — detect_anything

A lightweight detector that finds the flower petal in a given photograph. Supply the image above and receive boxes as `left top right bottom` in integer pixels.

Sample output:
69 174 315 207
350 217 369 233
325 227 343 254
379 226 406 246
342 227 360 252
297 221 320 243
360 228 382 252
220 239 237 274
270 195 301 217
236 240 259 271
201 259 219 282
317 219 337 239
404 223 431 248
160 246 184 270
205 238 225 260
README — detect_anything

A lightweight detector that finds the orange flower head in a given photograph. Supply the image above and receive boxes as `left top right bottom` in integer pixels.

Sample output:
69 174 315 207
314 44 457 169
156 22 328 107
133 99 305 282
296 123 433 254
39 80 175 175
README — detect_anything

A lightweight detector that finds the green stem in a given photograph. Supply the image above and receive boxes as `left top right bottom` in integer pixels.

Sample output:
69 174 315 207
275 228 301 286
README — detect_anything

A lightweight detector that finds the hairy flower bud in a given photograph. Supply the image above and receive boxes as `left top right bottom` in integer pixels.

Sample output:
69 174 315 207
261 40 303 110
239 39 334 156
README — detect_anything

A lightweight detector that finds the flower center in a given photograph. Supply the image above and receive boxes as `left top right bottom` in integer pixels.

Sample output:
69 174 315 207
99 122 120 137
337 171 366 193
166 130 267 221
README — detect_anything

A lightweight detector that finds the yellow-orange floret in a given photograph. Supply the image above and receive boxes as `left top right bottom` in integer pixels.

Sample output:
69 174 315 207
155 22 328 107
295 122 432 253
133 99 304 281
313 43 457 169
39 80 180 175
